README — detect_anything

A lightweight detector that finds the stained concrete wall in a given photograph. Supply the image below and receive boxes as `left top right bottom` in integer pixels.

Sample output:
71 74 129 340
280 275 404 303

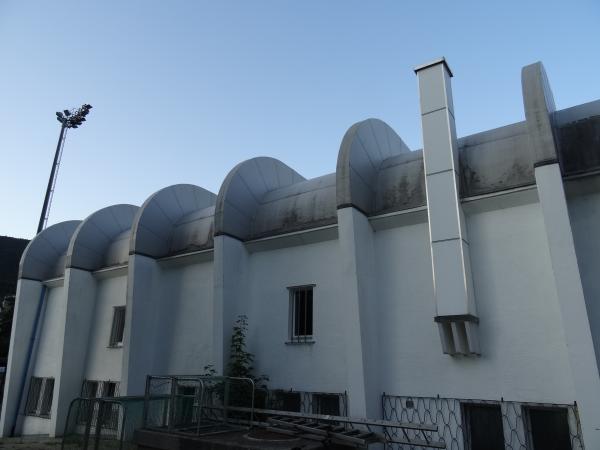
375 202 576 403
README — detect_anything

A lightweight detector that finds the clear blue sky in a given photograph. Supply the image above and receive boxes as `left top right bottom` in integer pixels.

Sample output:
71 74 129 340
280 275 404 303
1 1 599 239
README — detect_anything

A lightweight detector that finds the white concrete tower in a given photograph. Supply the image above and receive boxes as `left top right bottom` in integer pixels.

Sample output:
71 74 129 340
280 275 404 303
415 58 480 356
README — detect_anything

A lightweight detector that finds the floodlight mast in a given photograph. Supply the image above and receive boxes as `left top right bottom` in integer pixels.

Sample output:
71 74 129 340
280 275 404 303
36 104 92 234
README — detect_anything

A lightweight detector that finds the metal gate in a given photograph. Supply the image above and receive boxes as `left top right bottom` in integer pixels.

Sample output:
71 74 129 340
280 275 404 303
61 397 135 450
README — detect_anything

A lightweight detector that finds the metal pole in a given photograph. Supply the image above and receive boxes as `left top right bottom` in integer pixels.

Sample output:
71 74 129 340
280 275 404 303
37 123 66 234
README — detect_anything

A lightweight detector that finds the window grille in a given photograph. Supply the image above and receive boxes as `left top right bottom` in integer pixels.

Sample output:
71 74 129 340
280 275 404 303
81 380 120 398
109 306 126 347
104 381 118 398
288 286 314 343
25 377 43 415
265 389 348 417
312 393 341 416
82 380 99 398
25 377 54 418
39 378 54 417
79 380 121 428
382 394 584 450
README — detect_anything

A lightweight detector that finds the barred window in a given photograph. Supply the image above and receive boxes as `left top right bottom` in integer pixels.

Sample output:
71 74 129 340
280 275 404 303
81 380 120 398
463 403 504 450
274 391 301 412
104 381 118 398
288 286 314 343
82 380 99 398
109 306 126 347
312 393 340 416
25 377 54 418
527 407 571 450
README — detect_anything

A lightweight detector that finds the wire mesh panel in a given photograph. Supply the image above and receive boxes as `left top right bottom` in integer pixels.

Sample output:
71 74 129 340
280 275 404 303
382 394 584 450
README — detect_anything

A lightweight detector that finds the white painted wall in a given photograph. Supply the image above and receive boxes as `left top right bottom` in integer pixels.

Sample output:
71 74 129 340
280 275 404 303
244 239 346 393
154 261 214 375
21 286 65 436
375 202 576 403
568 186 600 368
83 275 127 382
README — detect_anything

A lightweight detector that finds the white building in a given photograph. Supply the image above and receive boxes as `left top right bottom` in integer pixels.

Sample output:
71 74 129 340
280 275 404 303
2 59 600 449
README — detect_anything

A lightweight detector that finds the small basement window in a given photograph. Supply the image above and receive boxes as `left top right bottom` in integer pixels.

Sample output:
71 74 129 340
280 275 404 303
81 380 99 398
275 391 301 412
312 394 340 416
288 286 314 343
104 381 119 398
463 403 504 450
527 407 572 450
109 306 126 347
25 377 54 418
81 379 120 398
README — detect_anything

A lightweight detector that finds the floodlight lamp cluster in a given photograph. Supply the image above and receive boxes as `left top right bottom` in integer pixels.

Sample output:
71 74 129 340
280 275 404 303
55 104 92 129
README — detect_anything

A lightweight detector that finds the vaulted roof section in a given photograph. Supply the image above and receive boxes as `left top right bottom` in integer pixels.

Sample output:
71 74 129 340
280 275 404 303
66 204 138 271
130 184 216 258
19 220 81 281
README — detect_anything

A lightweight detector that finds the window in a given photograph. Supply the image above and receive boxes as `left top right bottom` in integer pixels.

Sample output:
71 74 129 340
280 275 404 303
463 403 504 450
79 380 120 426
274 391 301 412
288 286 314 343
81 380 120 398
82 380 99 398
312 394 340 416
104 381 118 398
25 377 54 418
527 407 572 450
109 306 126 347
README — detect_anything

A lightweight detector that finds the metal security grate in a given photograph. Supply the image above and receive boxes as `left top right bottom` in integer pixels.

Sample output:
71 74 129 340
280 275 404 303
288 286 314 343
81 380 121 399
109 306 126 347
382 394 584 450
25 377 43 415
25 377 54 418
263 389 348 417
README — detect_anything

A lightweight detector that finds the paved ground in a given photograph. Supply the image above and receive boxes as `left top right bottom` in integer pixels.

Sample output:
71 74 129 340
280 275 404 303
0 437 62 449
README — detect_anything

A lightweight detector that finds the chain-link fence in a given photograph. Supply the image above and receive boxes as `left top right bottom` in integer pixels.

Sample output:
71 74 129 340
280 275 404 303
382 394 584 450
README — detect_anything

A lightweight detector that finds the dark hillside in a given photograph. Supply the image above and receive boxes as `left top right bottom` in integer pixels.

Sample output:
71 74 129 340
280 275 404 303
0 236 29 359
0 236 29 300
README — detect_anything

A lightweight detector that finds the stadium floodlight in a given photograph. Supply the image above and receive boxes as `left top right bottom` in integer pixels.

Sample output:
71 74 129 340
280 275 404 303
37 104 93 234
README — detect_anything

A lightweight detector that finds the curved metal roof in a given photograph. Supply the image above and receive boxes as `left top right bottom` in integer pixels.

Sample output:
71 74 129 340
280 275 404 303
19 220 81 281
130 184 216 258
215 157 305 240
336 118 411 214
66 204 138 271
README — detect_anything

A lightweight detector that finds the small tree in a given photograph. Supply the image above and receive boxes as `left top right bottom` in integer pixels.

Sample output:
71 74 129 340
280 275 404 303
227 315 268 388
203 315 269 409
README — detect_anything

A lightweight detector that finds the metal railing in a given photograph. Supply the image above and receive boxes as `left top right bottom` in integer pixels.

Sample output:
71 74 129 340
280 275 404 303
61 396 145 450
143 375 255 435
